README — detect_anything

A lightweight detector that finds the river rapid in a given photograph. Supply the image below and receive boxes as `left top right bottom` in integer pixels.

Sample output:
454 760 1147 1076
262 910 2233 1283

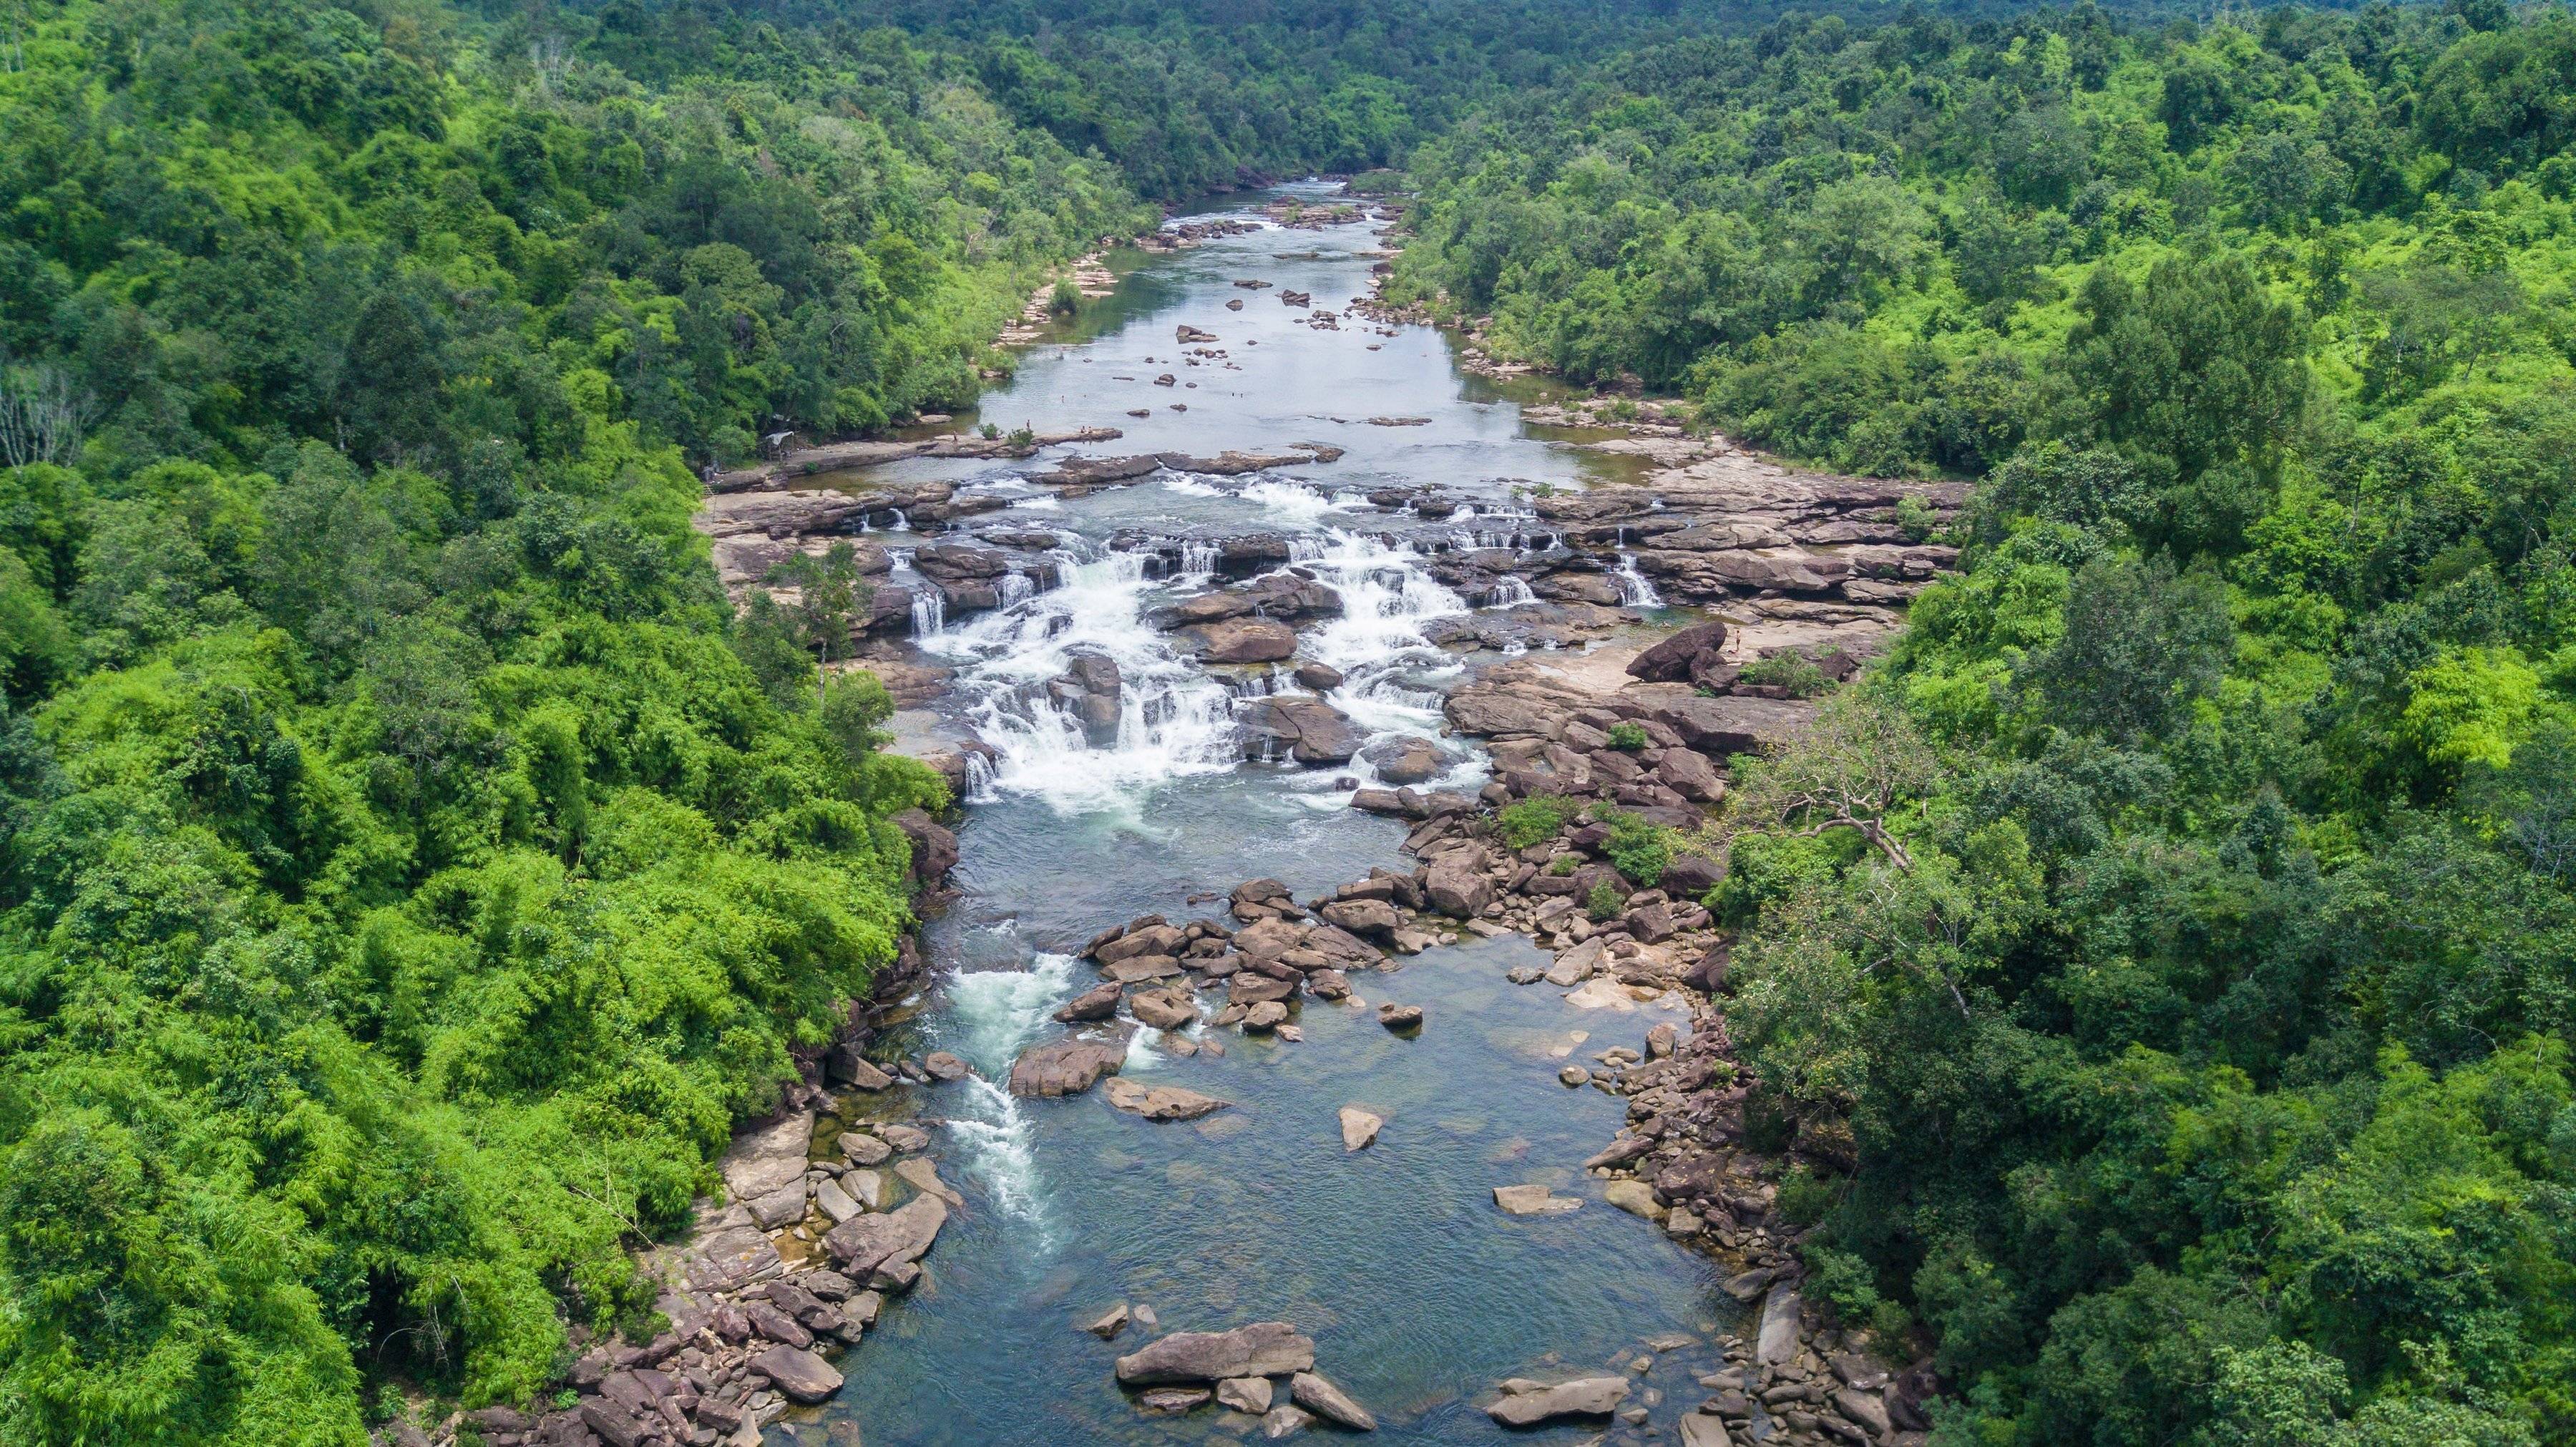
791 185 1742 1446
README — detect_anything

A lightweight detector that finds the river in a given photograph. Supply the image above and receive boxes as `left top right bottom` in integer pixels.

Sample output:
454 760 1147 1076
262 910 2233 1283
785 185 1741 1446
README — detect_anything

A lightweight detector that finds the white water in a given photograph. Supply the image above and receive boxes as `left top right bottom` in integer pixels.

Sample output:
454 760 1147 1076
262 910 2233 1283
1615 552 1665 608
911 585 947 636
936 953 1080 1235
1239 478 1368 522
920 545 1239 813
1484 576 1536 608
1291 530 1470 739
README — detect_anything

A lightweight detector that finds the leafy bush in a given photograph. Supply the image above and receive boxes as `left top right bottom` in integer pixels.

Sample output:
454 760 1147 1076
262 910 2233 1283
1597 809 1672 886
1497 794 1578 849
1737 651 1834 698
1606 721 1650 751
1585 880 1625 921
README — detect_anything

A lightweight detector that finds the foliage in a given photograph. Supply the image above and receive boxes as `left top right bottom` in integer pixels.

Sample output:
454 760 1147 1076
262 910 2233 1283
1607 720 1650 751
1498 792 1578 849
1736 651 1835 698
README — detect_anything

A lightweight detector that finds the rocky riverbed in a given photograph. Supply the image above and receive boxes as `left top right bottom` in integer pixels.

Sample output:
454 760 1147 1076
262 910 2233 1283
404 183 1957 1447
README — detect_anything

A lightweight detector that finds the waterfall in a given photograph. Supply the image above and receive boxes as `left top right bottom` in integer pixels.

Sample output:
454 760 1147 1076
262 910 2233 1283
912 586 947 636
919 543 1239 814
1179 540 1221 580
995 572 1035 608
1614 553 1664 608
1293 529 1470 738
962 749 999 804
1485 576 1536 608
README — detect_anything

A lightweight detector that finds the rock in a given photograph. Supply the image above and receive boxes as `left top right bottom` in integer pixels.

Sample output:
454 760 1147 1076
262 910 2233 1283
1558 1065 1590 1087
1679 1410 1736 1447
1290 1371 1378 1431
814 1176 862 1223
746 1181 806 1228
1757 1286 1804 1366
923 1051 971 1081
1008 1033 1131 1096
1833 1386 1893 1437
681 1224 783 1294
1606 1180 1664 1222
892 807 960 885
1238 695 1367 765
1360 735 1445 785
894 1156 964 1207
823 1194 948 1277
837 1131 890 1165
831 1049 894 1091
1264 1405 1317 1438
882 1123 930 1152
1055 981 1124 1023
1546 939 1605 986
1186 618 1299 664
1628 621 1729 683
1087 1303 1132 1340
721 1112 816 1201
1218 1377 1276 1413
1321 897 1400 937
1486 1377 1631 1426
1339 1106 1384 1151
1103 1077 1231 1121
1138 1387 1213 1413
1129 988 1199 1031
1377 1003 1423 1031
1422 860 1492 918
1114 1322 1318 1385
1647 694 1814 758
750 1345 844 1404
1294 662 1345 691
1493 1184 1581 1216
1242 1000 1289 1032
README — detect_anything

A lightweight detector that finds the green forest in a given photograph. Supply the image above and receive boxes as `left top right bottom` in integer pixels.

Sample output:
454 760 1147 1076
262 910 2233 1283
1392 2 2576 1443
2 0 2575 1442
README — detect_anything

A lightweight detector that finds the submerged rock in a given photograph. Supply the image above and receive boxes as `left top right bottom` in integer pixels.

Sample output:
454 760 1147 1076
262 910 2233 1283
1103 1077 1231 1121
1493 1184 1581 1217
1290 1371 1378 1431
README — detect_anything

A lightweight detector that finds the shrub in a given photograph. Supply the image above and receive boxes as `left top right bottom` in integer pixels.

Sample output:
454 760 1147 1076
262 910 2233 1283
1738 651 1833 698
1586 880 1625 920
1049 278 1081 313
1548 854 1579 876
1498 794 1577 848
1598 809 1672 886
1606 721 1649 751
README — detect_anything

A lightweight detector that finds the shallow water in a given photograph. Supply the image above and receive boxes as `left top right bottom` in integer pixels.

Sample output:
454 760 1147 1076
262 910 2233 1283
780 187 1742 1446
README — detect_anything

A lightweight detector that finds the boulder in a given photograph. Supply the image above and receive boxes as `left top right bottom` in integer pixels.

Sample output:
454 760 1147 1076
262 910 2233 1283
1486 1377 1631 1426
1239 696 1366 765
1290 1371 1378 1431
1055 981 1124 1023
1087 1303 1132 1339
1423 861 1492 918
1185 618 1299 663
1242 1000 1289 1032
1338 1106 1384 1151
823 1194 947 1277
1264 1405 1316 1438
1654 746 1724 803
1139 1388 1214 1413
1129 988 1199 1031
1360 735 1445 785
1756 1286 1804 1366
1606 1180 1663 1221
892 807 960 885
1377 1003 1423 1031
1627 620 1729 683
1679 1410 1735 1447
1103 1077 1231 1121
749 1345 844 1404
923 1050 971 1081
1217 1377 1275 1413
1320 897 1399 938
1008 1033 1131 1096
1294 661 1344 691
1114 1322 1318 1385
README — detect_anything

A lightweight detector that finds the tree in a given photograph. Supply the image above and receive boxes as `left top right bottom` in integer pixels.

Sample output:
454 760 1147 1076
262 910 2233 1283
766 542 872 706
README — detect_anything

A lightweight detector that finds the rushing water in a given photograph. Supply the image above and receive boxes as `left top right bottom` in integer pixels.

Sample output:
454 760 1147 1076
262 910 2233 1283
790 187 1737 1447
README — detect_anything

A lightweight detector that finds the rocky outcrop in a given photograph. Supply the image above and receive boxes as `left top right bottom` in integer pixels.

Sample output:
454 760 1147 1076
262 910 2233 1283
1182 618 1299 663
1236 696 1365 764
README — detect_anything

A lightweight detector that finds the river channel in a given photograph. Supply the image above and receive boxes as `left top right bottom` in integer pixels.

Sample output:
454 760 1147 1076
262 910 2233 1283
789 185 1741 1446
